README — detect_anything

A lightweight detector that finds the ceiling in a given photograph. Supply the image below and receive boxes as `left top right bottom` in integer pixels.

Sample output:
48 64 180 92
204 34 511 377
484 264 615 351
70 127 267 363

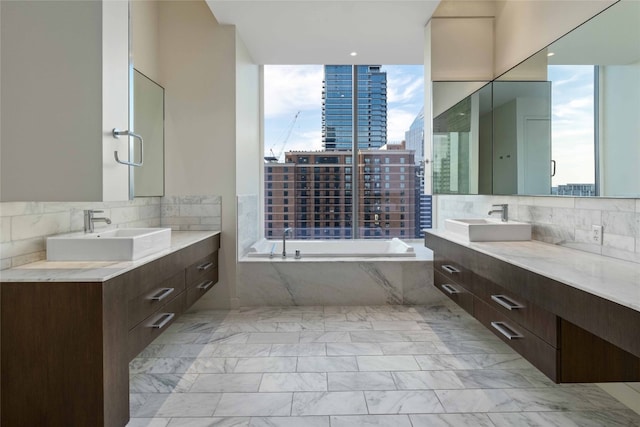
205 1 441 65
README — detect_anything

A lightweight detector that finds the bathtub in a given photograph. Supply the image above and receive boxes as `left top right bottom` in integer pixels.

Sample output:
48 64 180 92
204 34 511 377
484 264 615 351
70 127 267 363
247 237 416 259
238 239 443 306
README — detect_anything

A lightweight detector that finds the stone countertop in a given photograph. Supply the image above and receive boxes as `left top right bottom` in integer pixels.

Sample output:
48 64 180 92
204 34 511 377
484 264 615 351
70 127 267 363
0 231 220 283
425 229 640 313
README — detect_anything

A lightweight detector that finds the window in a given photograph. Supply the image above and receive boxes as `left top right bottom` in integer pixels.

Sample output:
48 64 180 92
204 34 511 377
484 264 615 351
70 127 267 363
264 64 426 239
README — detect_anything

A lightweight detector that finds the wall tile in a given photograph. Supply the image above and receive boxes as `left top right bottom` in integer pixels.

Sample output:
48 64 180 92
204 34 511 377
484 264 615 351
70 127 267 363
602 211 637 237
575 198 636 212
602 233 635 252
532 197 575 208
0 217 11 243
11 212 70 241
0 202 42 217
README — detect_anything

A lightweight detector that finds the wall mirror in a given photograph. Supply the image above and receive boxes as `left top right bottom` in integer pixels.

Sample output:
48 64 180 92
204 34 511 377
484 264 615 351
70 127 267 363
133 69 165 197
433 0 640 197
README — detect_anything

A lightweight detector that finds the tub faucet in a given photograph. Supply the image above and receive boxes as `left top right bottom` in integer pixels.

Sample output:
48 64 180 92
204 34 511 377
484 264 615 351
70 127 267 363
84 209 111 233
282 227 293 257
488 204 508 222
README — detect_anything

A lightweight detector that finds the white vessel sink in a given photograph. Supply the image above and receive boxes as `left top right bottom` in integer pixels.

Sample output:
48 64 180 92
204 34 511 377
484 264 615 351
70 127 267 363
445 218 531 242
47 228 172 261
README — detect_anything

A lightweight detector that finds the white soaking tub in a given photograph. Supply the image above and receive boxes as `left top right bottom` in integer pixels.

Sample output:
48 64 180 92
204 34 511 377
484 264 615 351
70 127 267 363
246 238 416 259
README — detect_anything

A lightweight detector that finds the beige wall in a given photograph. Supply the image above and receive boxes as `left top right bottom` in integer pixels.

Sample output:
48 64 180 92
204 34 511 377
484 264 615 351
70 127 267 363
158 1 239 309
493 0 615 77
132 0 161 84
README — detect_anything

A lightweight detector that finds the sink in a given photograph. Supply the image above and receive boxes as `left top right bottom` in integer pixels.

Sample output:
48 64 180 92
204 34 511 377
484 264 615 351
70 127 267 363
46 228 172 261
444 218 531 242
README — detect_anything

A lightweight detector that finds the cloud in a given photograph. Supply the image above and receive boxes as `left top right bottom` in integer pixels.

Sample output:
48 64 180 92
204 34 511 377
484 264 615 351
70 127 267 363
263 65 323 119
388 107 420 143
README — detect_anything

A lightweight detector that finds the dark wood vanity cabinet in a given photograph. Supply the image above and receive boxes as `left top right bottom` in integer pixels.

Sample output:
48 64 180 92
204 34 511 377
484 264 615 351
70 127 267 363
1 234 220 427
426 233 640 383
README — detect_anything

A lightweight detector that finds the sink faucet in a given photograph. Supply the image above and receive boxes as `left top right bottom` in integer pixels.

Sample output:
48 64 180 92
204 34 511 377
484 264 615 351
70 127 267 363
84 209 112 233
488 204 509 222
282 227 293 258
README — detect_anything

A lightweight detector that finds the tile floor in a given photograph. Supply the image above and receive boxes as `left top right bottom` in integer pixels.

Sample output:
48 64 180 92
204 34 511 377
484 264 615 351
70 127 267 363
127 302 640 427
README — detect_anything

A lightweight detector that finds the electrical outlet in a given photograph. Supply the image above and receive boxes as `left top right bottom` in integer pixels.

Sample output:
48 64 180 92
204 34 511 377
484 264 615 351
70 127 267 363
592 225 603 245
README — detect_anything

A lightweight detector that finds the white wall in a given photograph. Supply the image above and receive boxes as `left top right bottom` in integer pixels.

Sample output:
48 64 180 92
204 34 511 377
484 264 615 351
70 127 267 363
158 0 238 309
132 0 161 84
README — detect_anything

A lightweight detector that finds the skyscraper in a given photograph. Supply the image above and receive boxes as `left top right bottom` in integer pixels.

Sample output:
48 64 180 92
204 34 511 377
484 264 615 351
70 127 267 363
322 65 387 151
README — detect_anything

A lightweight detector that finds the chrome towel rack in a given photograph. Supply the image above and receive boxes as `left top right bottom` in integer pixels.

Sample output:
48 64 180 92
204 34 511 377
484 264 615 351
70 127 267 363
112 128 144 167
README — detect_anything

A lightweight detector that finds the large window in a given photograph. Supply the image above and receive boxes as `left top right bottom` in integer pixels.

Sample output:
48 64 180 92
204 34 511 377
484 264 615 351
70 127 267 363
264 65 429 239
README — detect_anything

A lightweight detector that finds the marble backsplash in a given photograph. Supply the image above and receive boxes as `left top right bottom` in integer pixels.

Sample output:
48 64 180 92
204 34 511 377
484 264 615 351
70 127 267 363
0 194 222 270
434 195 640 264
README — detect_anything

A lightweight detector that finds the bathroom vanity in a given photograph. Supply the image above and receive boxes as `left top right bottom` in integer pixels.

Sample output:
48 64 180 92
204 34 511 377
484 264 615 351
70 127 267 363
426 230 640 383
0 231 220 427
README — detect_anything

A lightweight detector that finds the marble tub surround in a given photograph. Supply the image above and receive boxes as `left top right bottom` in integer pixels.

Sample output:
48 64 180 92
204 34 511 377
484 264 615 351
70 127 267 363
0 231 220 283
0 194 222 271
427 229 640 312
237 194 260 259
435 194 640 264
238 242 441 306
126 303 640 426
160 195 222 231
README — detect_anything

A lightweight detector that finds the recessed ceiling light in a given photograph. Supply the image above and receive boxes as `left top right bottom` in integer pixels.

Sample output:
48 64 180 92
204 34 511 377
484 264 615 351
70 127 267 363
547 52 555 57
350 52 358 57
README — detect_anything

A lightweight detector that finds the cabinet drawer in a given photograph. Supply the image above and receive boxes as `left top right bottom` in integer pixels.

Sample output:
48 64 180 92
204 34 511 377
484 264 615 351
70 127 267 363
128 271 186 329
186 267 218 309
474 298 558 382
186 252 218 286
434 270 474 315
476 276 557 346
128 291 186 361
434 258 474 293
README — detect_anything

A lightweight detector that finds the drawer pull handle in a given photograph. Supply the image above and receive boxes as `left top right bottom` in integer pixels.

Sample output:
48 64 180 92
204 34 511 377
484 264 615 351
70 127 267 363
441 264 460 274
197 280 214 291
198 261 214 271
441 284 460 295
491 321 523 340
149 312 175 329
491 294 525 310
148 287 175 302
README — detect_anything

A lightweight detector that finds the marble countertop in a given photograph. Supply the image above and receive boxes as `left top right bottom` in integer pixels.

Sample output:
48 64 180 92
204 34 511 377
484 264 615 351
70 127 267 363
425 229 640 313
0 231 220 283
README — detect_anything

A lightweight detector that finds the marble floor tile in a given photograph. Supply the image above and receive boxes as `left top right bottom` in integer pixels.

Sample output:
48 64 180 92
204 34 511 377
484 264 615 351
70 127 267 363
166 418 250 427
214 393 292 417
270 343 326 357
249 416 329 427
435 389 520 413
129 304 637 425
327 372 396 391
276 322 325 332
259 373 328 392
488 410 640 427
291 391 368 416
129 373 198 393
299 331 351 343
409 413 494 427
324 321 372 331
133 393 222 418
326 343 383 356
126 418 170 427
370 321 422 331
628 382 640 393
297 356 358 372
391 370 464 390
364 390 444 414
189 374 263 393
211 344 272 358
379 342 439 355
246 333 300 344
454 369 536 389
330 415 412 427
185 358 239 374
233 357 297 373
356 355 420 371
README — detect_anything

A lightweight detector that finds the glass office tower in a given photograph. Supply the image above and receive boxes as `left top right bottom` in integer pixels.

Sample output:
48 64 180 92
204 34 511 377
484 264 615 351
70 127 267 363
322 65 387 151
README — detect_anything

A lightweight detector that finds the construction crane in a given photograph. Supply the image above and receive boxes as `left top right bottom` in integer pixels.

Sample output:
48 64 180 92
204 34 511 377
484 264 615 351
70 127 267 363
264 111 301 162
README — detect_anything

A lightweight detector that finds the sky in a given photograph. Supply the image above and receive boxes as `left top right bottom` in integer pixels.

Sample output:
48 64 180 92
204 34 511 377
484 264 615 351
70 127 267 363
548 65 595 186
263 65 424 160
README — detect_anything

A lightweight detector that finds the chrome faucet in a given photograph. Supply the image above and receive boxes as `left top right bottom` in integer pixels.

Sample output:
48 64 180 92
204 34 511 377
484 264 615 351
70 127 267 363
488 204 509 222
84 209 112 233
282 227 293 257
